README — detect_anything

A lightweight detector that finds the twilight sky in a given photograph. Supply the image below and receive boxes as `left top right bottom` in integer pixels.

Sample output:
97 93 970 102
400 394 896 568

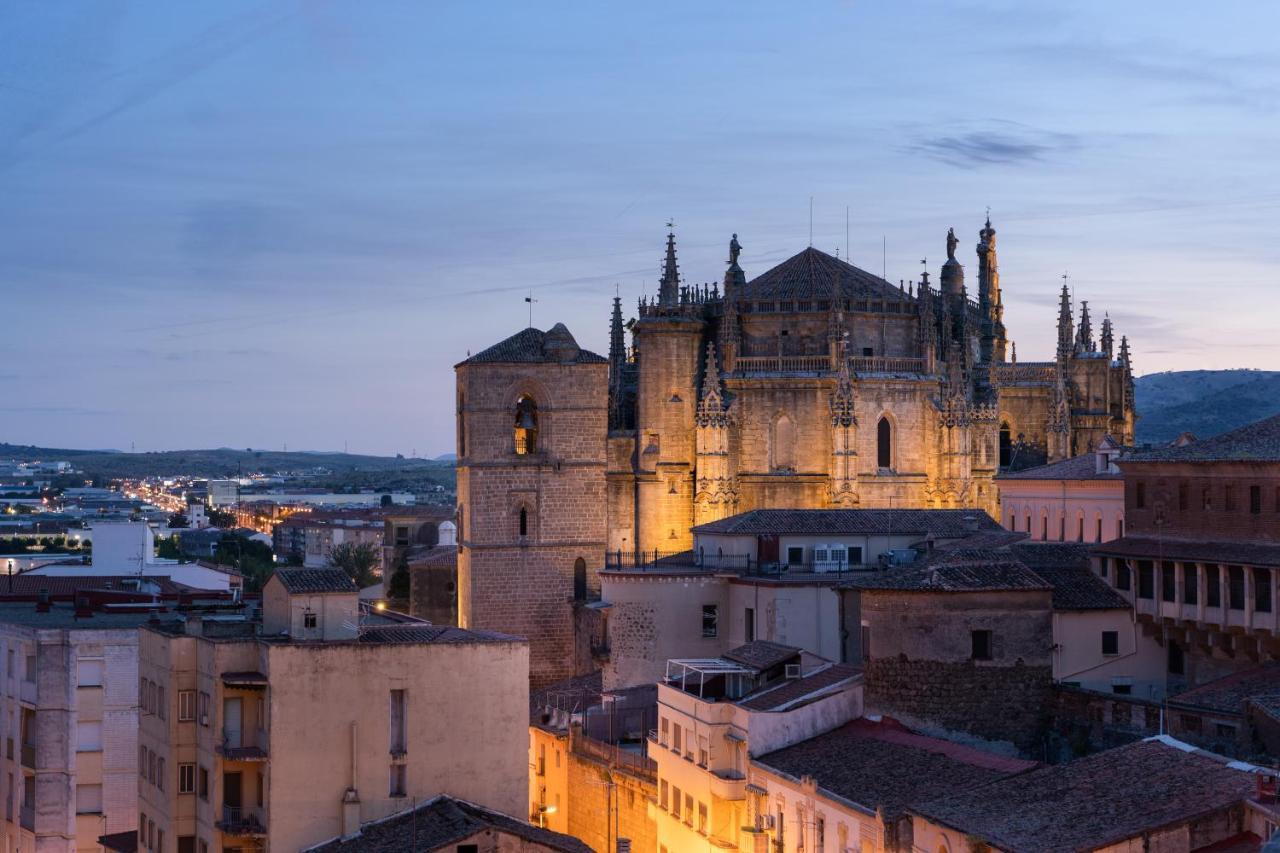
2 1 1279 457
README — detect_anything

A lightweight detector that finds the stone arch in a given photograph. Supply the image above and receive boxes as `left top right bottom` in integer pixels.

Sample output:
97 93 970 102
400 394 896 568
573 557 587 601
771 412 797 471
514 395 539 455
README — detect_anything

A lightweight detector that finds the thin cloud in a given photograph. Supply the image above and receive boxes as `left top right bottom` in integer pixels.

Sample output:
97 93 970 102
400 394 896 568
908 123 1079 168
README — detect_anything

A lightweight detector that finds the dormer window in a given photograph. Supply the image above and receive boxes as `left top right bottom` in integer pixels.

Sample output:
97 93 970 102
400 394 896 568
514 395 538 454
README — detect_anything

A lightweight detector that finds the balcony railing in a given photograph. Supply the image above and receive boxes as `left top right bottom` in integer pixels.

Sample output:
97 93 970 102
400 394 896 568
217 805 267 836
570 728 655 782
734 355 831 374
216 730 268 762
606 550 880 579
848 355 926 374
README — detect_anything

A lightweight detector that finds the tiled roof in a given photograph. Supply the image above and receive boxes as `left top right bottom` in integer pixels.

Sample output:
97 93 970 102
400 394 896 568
693 509 1001 537
1169 663 1280 715
1123 414 1280 463
1028 563 1130 610
742 247 910 303
458 324 606 366
407 545 458 568
997 452 1123 480
917 540 1125 608
272 568 357 594
0 574 194 597
910 737 1260 853
357 624 519 645
305 794 592 853
722 641 800 672
846 558 1052 593
737 663 861 711
755 718 1033 820
1094 536 1280 568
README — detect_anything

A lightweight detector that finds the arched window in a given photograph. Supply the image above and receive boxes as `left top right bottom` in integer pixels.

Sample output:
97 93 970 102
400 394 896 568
999 422 1012 468
514 395 538 454
518 507 528 537
772 414 796 471
573 558 587 601
877 417 892 469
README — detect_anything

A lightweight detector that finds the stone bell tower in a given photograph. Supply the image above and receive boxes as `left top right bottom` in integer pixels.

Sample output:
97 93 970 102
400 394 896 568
455 323 608 688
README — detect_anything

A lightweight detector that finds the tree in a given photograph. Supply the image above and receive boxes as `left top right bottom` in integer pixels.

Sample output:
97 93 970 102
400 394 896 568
156 535 183 561
168 512 189 529
206 506 235 528
327 541 381 588
387 552 410 600
380 494 393 507
212 534 276 592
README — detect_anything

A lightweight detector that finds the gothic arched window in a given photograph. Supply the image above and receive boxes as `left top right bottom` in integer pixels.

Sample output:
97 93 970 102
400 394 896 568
514 395 538 455
999 422 1012 468
772 414 796 471
573 557 587 601
518 507 528 537
876 417 892 469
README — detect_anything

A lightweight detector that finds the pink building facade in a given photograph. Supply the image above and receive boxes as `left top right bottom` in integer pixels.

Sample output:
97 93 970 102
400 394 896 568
996 437 1126 543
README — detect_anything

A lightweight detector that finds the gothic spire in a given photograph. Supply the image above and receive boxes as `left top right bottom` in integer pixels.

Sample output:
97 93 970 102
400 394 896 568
658 228 680 306
1077 301 1094 353
697 341 729 427
977 216 1004 362
1119 335 1132 373
608 295 626 367
1056 282 1074 362
1101 315 1114 359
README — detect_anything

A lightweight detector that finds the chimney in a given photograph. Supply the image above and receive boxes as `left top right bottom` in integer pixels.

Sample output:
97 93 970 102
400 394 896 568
74 594 92 619
35 589 50 613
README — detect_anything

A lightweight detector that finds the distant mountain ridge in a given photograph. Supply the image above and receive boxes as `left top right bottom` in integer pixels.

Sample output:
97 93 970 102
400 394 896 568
1136 369 1280 445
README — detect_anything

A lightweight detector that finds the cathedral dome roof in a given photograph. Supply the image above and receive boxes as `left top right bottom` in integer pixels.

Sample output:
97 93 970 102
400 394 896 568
740 247 910 302
458 324 607 366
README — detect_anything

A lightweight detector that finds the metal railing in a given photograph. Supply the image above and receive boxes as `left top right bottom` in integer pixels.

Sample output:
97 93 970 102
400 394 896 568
605 550 881 578
571 728 656 782
218 805 267 835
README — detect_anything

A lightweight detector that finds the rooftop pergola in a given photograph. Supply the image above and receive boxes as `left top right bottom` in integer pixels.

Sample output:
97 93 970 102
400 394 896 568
665 658 756 699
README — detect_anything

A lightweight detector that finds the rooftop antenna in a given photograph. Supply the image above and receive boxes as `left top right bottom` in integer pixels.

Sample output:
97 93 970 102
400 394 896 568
845 205 850 264
882 235 886 280
809 197 814 247
525 289 538 329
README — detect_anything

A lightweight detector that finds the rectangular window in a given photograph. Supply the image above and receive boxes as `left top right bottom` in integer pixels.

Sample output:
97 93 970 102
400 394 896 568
1112 679 1133 695
1208 568 1222 607
659 779 668 810
1255 568 1272 613
140 745 147 778
659 717 668 746
1229 565 1245 610
75 783 102 814
1203 488 1212 511
23 654 35 684
389 689 407 756
1096 518 1103 542
786 546 804 566
701 605 718 638
1217 723 1238 739
847 546 863 565
698 801 708 834
744 608 755 642
1161 562 1176 603
198 692 210 726
389 764 406 797
1135 481 1146 509
672 786 681 818
178 838 196 853
1251 485 1262 515
684 793 693 825
304 611 318 629
157 757 165 791
1101 631 1119 656
198 766 209 801
1178 482 1188 511
1137 561 1154 600
1225 485 1237 512
672 726 681 755
76 721 102 752
77 659 104 688
1183 565 1198 605
971 630 993 661
157 685 166 720
179 690 195 722
1077 517 1084 542
179 763 195 794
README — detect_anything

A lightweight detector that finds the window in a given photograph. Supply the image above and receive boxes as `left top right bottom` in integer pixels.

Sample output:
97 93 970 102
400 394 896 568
876 417 892 468
1168 640 1185 676
1251 485 1262 515
672 785 682 818
1096 517 1103 542
846 546 863 565
1229 565 1245 610
179 690 195 722
659 717 668 746
672 726 681 755
198 691 210 726
157 829 163 853
389 689 407 756
786 546 804 566
1137 561 1154 600
1041 515 1048 541
697 735 708 768
514 395 538 454
178 838 196 853
395 526 409 546
389 763 406 797
1161 562 1176 602
157 685 166 720
999 422 1012 468
1255 568 1272 613
303 610 318 629
701 605 718 638
1117 517 1124 538
76 721 102 752
198 766 209 801
1135 481 1146 509
573 558 587 601
75 784 102 814
23 654 35 684
660 779 669 810
1112 679 1133 695
1178 482 1189 511
744 607 755 642
684 793 693 825
1203 488 1212 511
179 763 195 794
1077 516 1084 542
140 745 147 778
1101 631 1119 656
148 750 156 783
1216 723 1238 739
77 658 104 688
519 507 528 537
157 757 165 791
1183 565 1198 605
1116 560 1131 591
698 801 708 834
971 630 993 661
1208 568 1221 607
1225 485 1237 512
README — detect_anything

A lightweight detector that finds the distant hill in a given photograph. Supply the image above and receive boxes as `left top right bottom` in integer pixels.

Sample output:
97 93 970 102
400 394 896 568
0 443 455 489
1136 369 1280 445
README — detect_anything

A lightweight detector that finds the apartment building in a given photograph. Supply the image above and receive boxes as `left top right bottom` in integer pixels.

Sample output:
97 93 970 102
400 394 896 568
133 568 529 853
650 642 860 853
0 601 155 853
996 436 1127 542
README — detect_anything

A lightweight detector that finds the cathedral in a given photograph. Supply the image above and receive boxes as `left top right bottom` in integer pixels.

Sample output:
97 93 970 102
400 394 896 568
456 217 1137 684
605 218 1137 555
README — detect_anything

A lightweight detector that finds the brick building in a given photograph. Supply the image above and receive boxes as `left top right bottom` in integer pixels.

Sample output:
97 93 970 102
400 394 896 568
456 324 609 687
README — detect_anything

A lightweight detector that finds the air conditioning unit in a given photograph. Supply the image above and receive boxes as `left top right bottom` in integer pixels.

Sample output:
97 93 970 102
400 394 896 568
200 714 209 726
784 664 801 679
757 814 775 831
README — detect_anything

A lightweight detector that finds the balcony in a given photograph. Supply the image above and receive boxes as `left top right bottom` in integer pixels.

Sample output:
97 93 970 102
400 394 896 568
216 730 268 762
20 741 35 770
217 805 267 837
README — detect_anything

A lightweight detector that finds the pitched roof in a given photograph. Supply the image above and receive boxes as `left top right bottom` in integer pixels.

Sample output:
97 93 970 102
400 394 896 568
736 663 861 711
722 641 800 672
0 574 195 598
910 737 1262 853
458 324 606 366
272 568 357 594
755 718 1033 820
304 794 592 853
1169 663 1280 715
845 558 1052 593
692 509 1001 537
1123 414 1280 463
997 452 1123 480
741 247 910 302
914 539 1126 609
357 624 519 645
1094 536 1280 568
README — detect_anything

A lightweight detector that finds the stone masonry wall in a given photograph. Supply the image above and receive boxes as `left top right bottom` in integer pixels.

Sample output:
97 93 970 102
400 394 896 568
566 752 656 853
